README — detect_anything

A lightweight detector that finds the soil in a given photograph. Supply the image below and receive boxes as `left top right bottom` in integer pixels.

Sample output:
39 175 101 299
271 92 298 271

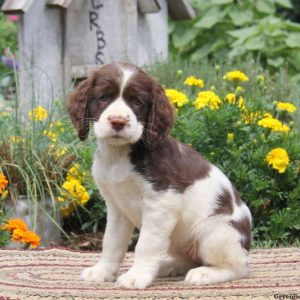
58 231 139 251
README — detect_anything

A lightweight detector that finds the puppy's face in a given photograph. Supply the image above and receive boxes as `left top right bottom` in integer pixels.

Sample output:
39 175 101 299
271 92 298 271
68 62 174 148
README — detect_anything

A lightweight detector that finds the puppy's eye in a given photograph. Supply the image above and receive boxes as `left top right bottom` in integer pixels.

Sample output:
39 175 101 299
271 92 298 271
98 95 109 102
132 97 143 107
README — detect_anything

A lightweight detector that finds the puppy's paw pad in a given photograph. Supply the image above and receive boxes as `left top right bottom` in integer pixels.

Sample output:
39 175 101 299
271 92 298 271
81 265 115 282
116 271 153 289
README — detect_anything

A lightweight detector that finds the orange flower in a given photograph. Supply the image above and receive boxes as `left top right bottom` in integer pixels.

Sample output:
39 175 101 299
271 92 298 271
6 218 28 232
12 228 25 242
0 173 8 194
21 230 41 248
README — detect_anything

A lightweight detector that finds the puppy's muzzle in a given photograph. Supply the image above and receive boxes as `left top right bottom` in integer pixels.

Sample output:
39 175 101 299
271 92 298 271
108 116 129 132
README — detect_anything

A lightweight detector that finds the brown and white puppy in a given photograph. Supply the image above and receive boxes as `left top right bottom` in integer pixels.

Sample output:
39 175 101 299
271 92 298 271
68 62 252 289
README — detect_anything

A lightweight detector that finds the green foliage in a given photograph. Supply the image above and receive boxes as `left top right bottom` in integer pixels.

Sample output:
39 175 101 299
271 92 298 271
170 0 300 74
0 13 17 54
0 193 10 247
148 57 300 245
0 92 105 243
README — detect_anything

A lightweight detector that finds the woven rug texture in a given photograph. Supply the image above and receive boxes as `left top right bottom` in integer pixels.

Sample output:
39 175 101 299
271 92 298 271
0 247 299 300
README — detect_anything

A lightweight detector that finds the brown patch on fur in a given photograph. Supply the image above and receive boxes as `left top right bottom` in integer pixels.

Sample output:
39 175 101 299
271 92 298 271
67 63 124 140
230 217 252 251
213 189 233 215
131 137 211 193
233 187 242 206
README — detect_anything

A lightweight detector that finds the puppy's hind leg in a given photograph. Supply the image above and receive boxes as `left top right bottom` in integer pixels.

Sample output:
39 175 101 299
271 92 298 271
158 255 197 278
185 222 250 286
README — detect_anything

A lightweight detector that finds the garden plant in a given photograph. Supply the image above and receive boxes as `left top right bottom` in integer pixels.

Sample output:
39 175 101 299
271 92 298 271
0 3 299 249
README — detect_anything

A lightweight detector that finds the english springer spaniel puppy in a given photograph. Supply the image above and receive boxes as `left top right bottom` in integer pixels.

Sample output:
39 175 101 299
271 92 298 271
67 62 252 289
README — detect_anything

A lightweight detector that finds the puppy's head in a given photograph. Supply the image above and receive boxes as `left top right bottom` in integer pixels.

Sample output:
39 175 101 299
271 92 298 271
67 62 174 147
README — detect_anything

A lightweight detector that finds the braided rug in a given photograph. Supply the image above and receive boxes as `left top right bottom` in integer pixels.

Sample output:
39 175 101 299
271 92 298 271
0 247 299 300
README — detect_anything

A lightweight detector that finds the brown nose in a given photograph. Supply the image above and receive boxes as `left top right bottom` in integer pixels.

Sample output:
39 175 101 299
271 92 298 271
108 116 129 132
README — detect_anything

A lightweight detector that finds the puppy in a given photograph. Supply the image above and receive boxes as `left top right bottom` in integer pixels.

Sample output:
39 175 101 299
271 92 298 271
67 62 252 289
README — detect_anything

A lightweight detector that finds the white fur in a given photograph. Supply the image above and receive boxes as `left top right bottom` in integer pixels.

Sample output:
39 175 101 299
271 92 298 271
81 65 251 289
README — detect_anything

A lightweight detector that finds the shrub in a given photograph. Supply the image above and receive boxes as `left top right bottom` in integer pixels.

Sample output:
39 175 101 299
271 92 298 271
170 0 300 74
0 95 105 246
148 57 300 245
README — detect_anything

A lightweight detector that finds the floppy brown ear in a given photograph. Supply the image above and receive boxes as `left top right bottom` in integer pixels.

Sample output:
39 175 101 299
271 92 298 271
145 79 174 148
67 79 93 141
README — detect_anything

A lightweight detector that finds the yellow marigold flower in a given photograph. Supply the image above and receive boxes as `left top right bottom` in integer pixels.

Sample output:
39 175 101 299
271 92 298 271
4 218 28 232
165 89 188 107
49 121 65 133
258 114 290 133
184 76 204 88
225 93 236 104
58 197 75 217
227 133 234 140
66 164 81 181
243 111 261 124
238 96 247 112
193 90 221 110
60 179 90 205
276 102 297 113
28 106 48 121
49 145 67 158
223 70 249 82
21 230 41 248
0 173 8 194
43 130 58 142
265 148 289 174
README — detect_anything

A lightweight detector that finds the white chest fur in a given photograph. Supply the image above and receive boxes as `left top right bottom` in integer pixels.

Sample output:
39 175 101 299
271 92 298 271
92 143 144 227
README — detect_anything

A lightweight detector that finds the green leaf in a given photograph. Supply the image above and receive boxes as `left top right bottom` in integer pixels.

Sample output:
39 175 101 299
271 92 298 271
285 33 300 48
287 50 300 71
210 0 233 4
168 21 175 34
284 21 300 31
173 27 199 48
228 9 253 26
244 36 265 50
228 26 258 39
190 43 213 61
274 0 293 9
255 0 276 14
194 7 226 29
267 57 285 68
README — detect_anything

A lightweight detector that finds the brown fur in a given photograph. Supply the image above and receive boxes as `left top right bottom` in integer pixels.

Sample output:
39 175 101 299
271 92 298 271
131 137 211 193
230 218 252 251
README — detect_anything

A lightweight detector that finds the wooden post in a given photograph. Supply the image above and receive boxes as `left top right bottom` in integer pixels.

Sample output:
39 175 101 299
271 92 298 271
1 0 34 14
1 0 169 104
64 0 168 84
17 0 64 107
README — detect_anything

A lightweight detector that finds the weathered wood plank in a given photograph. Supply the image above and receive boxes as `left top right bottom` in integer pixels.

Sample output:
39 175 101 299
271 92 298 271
138 0 160 14
167 0 196 20
138 0 168 65
1 0 34 14
18 0 64 107
46 0 73 9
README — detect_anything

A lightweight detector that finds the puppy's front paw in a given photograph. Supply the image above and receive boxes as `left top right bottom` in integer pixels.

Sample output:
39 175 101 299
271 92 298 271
116 270 153 289
81 264 115 282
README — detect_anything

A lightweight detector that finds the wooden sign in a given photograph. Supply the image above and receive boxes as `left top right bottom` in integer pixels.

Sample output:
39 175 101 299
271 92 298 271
167 0 196 20
1 0 34 14
138 0 160 14
47 0 73 9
